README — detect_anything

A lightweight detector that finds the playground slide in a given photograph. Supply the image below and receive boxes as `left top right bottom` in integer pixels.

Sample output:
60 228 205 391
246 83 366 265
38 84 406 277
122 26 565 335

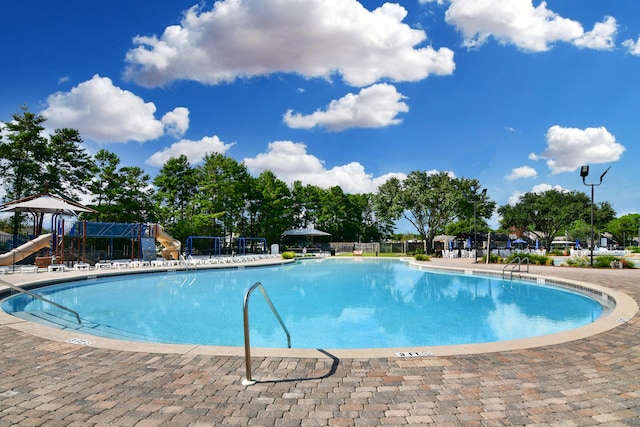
0 233 51 266
155 225 181 260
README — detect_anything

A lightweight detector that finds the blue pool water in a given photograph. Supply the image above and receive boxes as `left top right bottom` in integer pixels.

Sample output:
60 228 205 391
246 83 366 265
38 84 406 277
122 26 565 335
2 258 603 349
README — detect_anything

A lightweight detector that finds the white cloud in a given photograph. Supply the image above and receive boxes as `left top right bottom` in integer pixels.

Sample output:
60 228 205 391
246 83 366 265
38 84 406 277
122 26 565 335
506 166 537 180
573 16 617 50
622 36 640 55
507 190 524 206
444 0 616 52
530 125 625 174
161 107 190 138
243 140 406 193
283 84 409 131
41 75 189 143
124 0 455 88
507 183 566 205
146 135 235 167
531 183 567 194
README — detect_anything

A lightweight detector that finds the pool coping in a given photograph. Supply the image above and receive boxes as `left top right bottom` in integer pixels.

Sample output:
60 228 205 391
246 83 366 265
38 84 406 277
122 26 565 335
0 257 637 360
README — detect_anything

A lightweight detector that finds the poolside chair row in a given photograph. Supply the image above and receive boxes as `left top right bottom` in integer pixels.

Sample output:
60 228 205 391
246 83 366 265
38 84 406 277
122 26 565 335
184 254 281 266
3 254 284 275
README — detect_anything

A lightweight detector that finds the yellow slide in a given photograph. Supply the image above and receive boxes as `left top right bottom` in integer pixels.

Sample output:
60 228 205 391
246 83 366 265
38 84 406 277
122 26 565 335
0 234 51 266
155 225 181 260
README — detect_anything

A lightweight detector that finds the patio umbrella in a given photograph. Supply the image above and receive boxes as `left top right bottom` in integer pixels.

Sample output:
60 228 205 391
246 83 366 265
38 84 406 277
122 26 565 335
467 236 472 249
507 239 511 250
449 239 452 251
535 239 539 250
576 239 581 249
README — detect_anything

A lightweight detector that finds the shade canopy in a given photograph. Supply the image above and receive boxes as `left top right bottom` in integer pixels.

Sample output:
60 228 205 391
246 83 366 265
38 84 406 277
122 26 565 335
0 193 96 215
282 228 331 237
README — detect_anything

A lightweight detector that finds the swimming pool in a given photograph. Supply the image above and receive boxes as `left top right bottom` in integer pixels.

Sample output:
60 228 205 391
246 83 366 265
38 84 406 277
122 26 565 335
2 258 605 349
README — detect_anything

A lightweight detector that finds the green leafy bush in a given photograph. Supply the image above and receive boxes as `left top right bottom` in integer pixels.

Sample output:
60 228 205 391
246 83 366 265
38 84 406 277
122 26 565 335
505 253 550 265
415 253 430 261
483 254 504 264
281 251 296 259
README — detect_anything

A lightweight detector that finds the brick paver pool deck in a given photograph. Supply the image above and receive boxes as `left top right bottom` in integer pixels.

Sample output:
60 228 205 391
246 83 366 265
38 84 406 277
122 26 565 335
1 257 639 426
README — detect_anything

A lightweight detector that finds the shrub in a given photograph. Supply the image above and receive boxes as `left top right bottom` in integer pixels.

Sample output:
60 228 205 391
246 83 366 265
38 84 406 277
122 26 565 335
483 254 503 264
415 253 430 261
593 255 620 269
281 251 296 259
505 252 550 266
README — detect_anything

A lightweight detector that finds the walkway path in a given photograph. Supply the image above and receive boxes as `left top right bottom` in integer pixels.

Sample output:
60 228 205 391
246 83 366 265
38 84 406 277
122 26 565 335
1 258 639 426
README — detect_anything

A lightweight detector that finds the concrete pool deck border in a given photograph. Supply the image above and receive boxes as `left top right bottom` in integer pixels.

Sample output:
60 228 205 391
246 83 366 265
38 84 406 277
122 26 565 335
0 257 636 360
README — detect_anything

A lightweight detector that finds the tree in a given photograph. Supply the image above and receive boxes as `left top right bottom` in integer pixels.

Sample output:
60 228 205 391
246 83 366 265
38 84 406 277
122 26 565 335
249 170 294 244
153 155 198 226
115 166 156 223
0 106 94 236
290 181 323 229
606 214 640 247
86 150 155 223
195 153 251 239
88 149 123 221
373 171 492 252
45 128 94 195
497 189 615 250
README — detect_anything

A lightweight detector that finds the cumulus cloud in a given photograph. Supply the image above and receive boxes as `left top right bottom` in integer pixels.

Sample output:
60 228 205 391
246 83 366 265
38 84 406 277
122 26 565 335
507 190 524 206
573 16 617 50
243 140 406 193
42 75 189 143
507 183 566 205
283 84 409 131
161 107 190 138
530 125 625 174
506 166 537 181
531 183 567 194
124 0 455 88
146 135 235 167
622 36 640 55
444 0 616 52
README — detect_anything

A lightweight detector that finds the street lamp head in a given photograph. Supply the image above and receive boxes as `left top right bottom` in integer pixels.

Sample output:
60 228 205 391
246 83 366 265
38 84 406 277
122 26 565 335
599 166 611 183
580 165 589 178
481 188 487 197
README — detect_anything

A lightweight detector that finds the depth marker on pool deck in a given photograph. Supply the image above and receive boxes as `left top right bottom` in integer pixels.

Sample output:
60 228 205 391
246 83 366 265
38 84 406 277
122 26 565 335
395 351 434 357
64 338 95 346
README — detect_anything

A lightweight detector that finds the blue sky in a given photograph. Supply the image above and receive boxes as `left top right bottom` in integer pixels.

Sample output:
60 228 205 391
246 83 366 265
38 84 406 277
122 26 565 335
1 0 638 231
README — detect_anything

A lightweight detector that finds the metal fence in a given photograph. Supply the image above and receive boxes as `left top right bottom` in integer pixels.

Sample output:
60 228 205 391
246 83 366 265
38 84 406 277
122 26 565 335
329 241 426 254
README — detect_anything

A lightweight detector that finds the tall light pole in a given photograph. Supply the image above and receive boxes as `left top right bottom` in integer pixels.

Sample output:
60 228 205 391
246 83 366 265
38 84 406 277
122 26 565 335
472 187 487 263
580 165 610 267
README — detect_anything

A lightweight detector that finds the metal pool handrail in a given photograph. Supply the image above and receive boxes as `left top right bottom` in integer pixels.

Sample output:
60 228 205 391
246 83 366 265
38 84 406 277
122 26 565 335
502 256 530 280
0 278 81 324
242 282 290 385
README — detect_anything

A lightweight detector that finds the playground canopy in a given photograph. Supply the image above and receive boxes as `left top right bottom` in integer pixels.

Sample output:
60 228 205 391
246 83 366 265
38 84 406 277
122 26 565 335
0 192 96 215
282 228 330 237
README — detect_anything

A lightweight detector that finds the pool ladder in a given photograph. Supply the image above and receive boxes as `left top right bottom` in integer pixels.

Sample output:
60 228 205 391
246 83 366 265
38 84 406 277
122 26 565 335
0 278 81 324
242 282 290 385
502 257 530 280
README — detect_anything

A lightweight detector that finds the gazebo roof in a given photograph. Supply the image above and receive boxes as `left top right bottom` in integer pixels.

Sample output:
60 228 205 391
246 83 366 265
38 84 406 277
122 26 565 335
0 192 96 215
